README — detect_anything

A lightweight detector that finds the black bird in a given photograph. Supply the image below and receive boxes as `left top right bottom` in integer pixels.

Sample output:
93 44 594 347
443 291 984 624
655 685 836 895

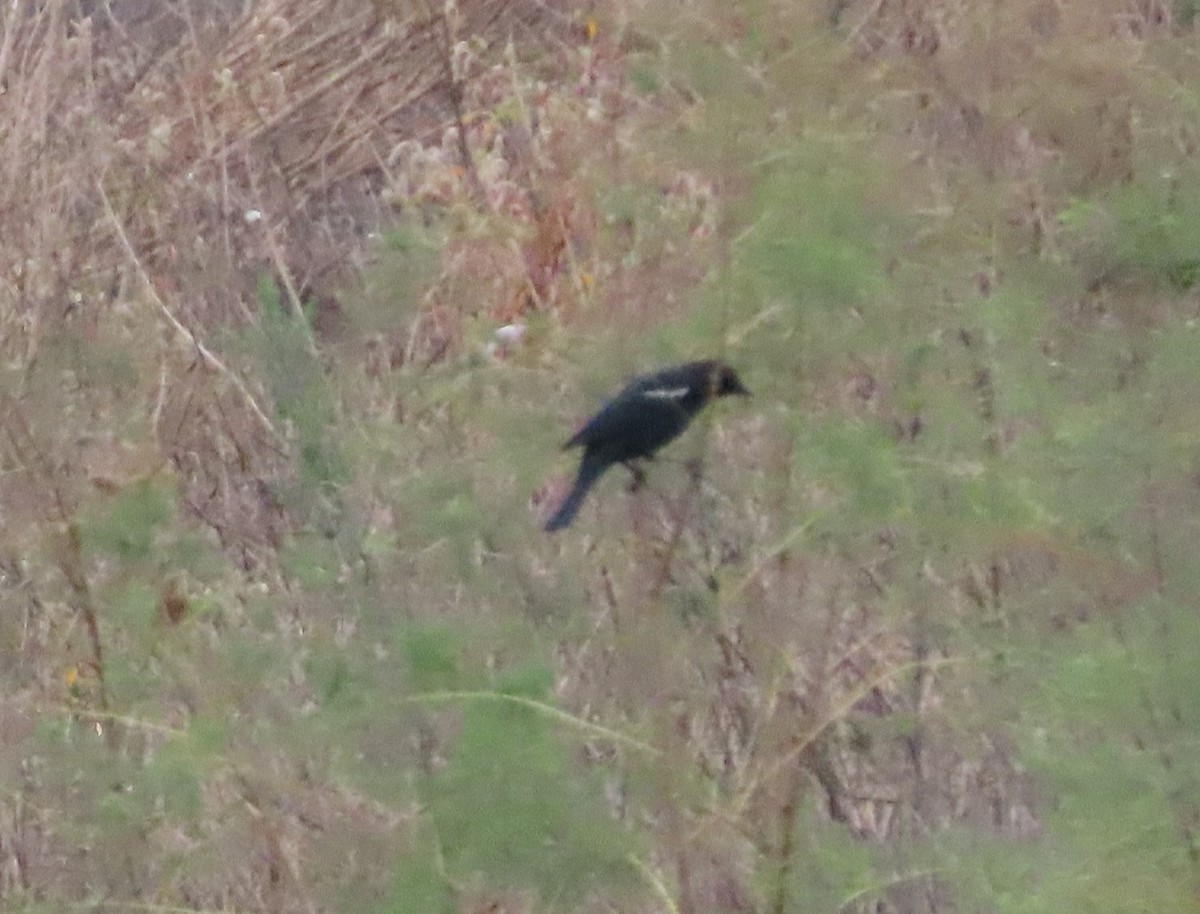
544 360 750 531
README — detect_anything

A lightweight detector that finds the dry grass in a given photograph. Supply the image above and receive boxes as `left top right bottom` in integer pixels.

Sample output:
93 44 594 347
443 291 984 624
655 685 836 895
0 0 1193 909
0 0 581 569
0 0 591 906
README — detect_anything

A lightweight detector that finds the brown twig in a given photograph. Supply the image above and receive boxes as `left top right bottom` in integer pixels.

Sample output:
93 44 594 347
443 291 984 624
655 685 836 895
424 0 487 205
0 395 110 720
646 459 705 603
96 178 281 441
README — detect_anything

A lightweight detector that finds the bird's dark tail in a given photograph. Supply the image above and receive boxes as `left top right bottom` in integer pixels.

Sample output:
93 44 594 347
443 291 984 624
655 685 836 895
544 452 608 532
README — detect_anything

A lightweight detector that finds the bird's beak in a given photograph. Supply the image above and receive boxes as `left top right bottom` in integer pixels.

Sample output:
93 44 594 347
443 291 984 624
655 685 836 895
733 379 751 397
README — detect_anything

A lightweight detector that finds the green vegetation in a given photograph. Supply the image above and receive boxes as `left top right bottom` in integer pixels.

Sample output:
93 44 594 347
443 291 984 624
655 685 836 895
1 0 1198 911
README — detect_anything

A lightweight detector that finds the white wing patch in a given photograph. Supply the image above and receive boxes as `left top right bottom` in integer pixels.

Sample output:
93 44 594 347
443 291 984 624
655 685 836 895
642 386 690 401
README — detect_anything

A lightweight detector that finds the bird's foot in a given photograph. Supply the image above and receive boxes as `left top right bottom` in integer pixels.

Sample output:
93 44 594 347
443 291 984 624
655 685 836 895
623 461 647 492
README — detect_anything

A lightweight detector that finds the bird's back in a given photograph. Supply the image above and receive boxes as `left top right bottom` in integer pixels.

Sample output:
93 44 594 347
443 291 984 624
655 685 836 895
564 364 710 458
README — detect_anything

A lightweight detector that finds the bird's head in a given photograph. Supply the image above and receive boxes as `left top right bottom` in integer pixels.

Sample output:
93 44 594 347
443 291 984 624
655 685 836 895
710 362 751 399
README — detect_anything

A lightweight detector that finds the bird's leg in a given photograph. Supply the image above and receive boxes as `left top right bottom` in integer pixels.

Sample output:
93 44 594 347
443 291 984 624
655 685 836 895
622 460 648 492
683 457 704 483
